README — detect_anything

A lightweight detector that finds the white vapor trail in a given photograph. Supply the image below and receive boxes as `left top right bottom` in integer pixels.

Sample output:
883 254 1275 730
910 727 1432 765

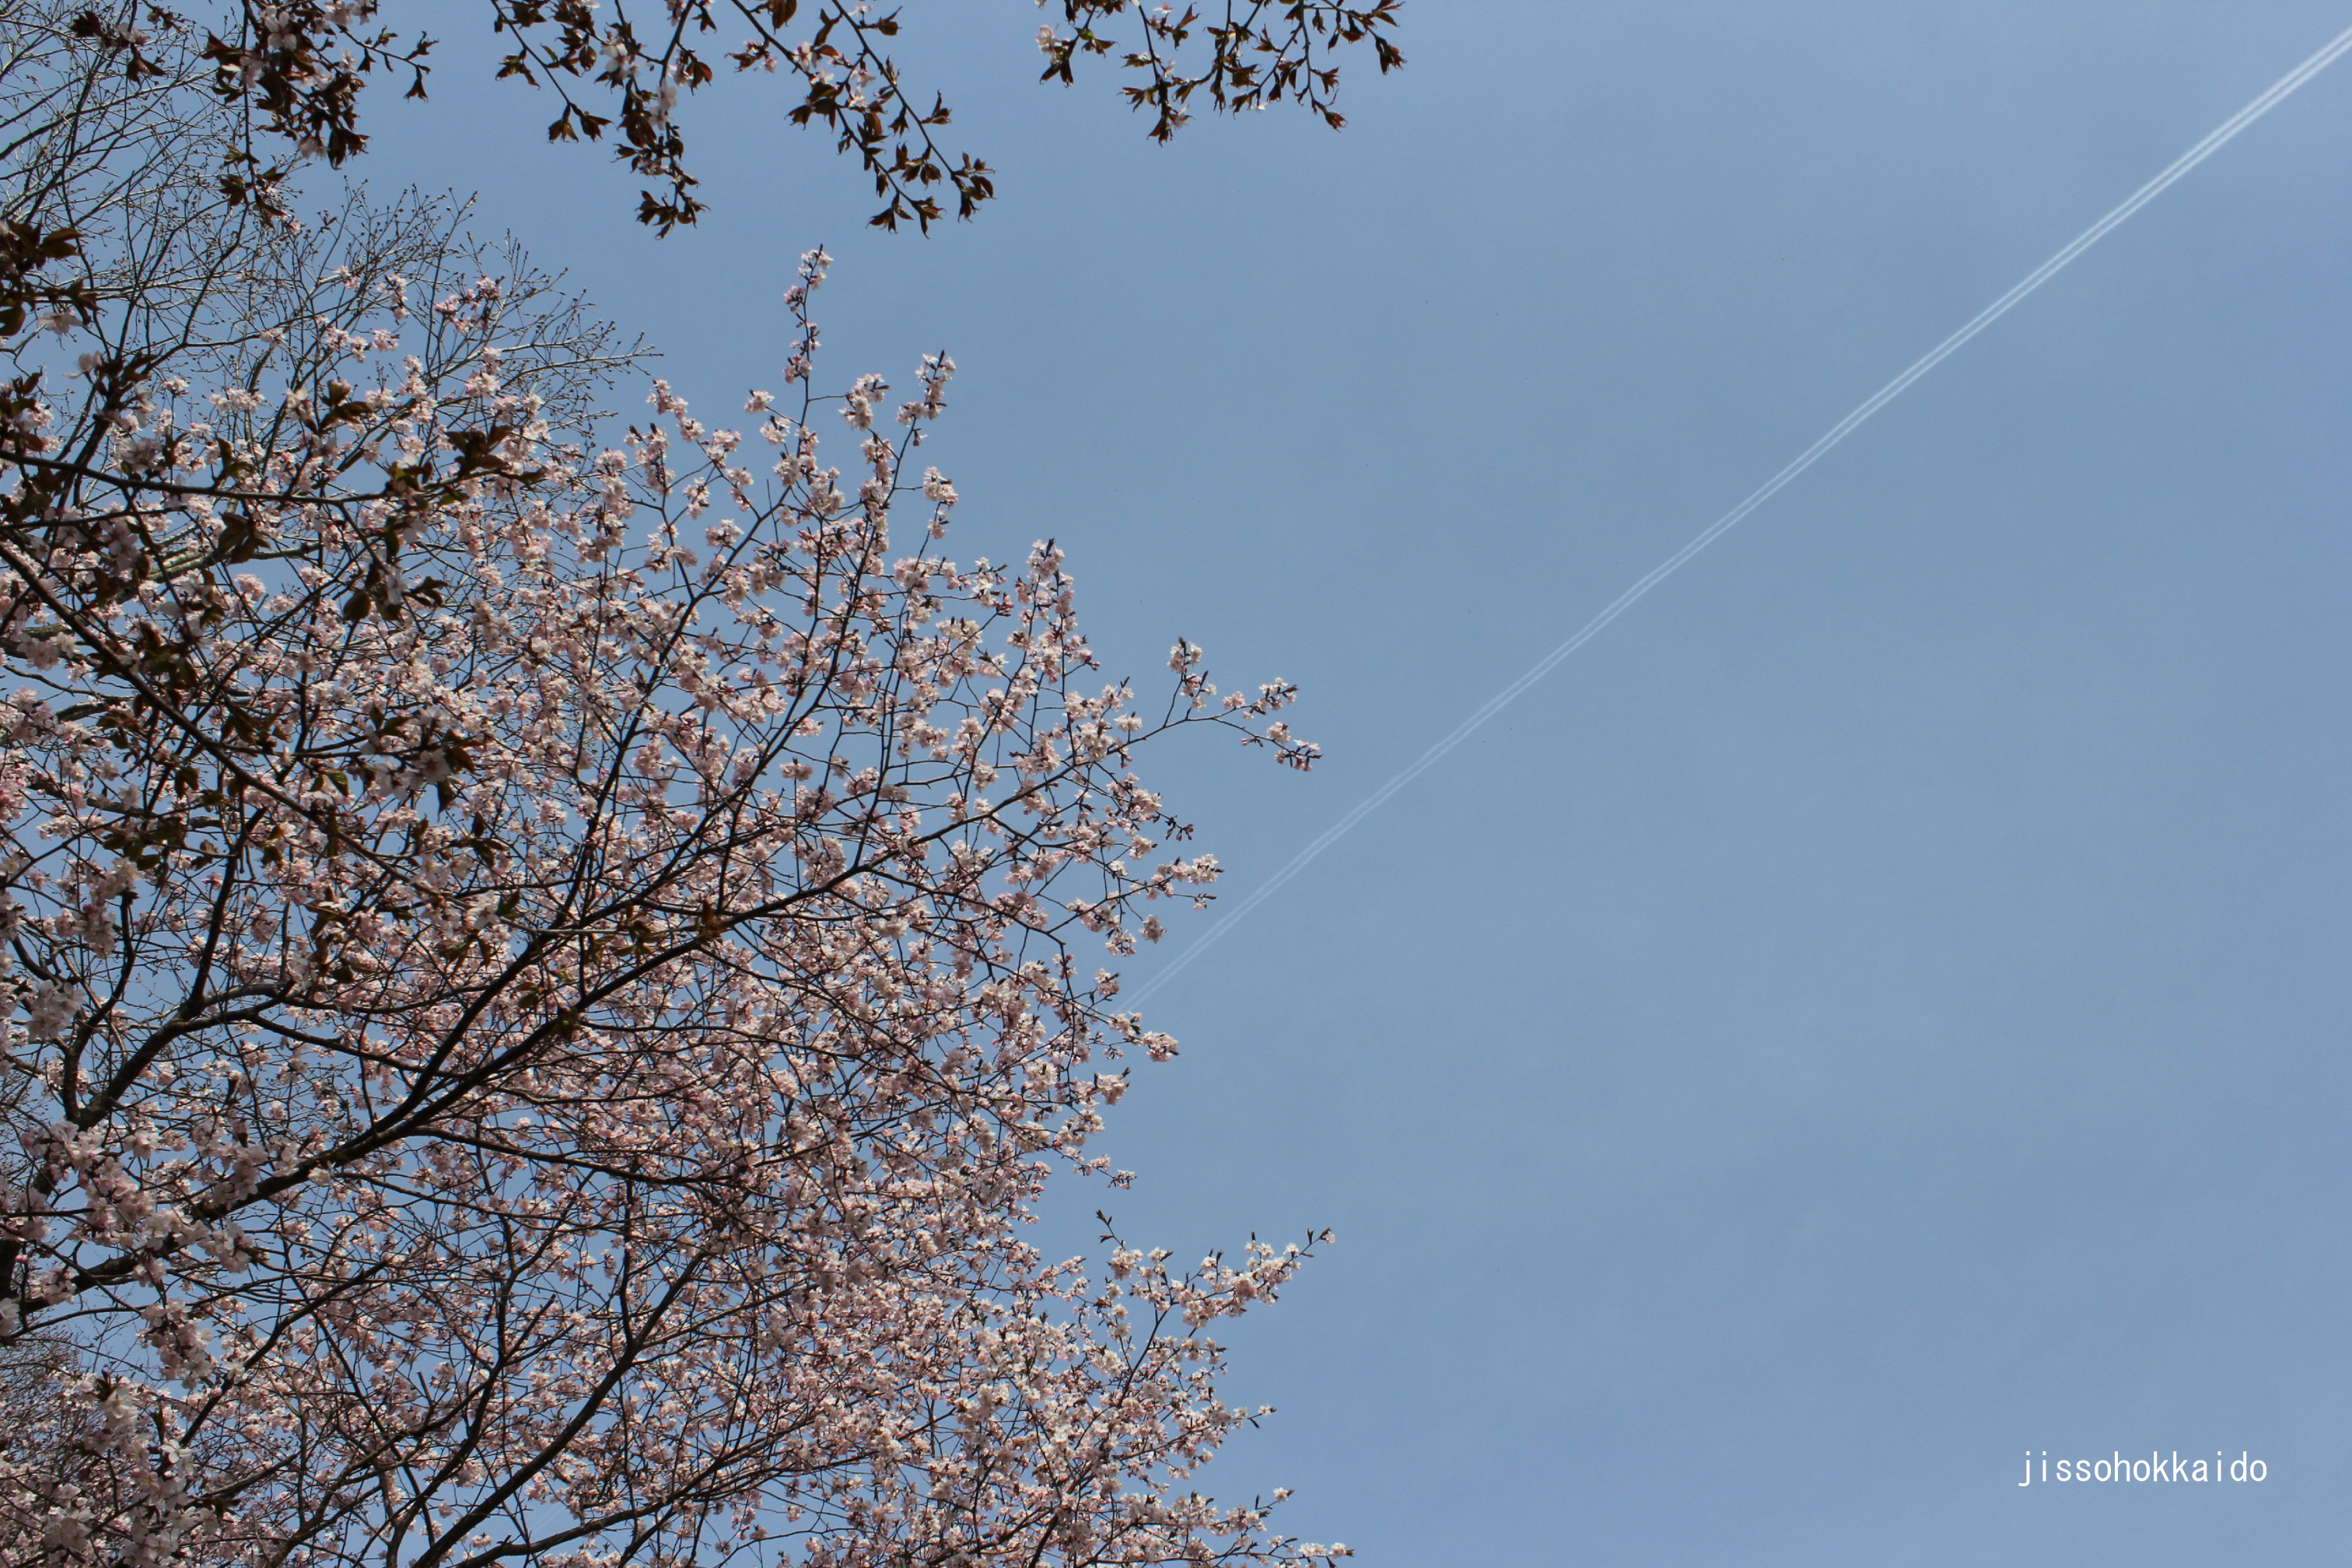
1129 20 2352 1006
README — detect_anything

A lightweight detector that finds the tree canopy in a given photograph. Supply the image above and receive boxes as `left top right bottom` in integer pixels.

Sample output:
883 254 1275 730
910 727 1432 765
0 1 1366 1560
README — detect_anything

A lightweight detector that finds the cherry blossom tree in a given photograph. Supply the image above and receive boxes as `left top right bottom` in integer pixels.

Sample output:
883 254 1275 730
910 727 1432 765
0 5 1339 1562
184 0 1406 232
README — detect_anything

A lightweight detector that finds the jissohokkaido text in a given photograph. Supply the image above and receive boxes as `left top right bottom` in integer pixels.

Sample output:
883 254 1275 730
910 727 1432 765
2019 1451 2266 1486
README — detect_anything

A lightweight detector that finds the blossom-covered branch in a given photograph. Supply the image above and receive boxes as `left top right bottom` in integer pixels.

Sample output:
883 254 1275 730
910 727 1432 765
0 20 1337 1558
194 0 1407 231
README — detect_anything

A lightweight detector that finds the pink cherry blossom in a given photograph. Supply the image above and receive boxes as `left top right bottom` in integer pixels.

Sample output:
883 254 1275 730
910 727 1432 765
0 16 1335 1554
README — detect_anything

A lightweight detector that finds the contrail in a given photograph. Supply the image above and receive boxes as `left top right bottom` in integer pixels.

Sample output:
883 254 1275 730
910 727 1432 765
1129 20 2352 1006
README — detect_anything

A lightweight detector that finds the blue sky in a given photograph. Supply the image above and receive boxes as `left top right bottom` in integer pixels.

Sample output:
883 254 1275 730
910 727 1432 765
371 5 2352 1562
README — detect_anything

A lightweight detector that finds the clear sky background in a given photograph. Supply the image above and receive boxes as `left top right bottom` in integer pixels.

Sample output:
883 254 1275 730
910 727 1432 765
367 5 2352 1562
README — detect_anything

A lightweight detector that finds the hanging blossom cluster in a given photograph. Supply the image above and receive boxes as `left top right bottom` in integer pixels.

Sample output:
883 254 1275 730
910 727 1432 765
0 233 1335 1566
180 0 1405 233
